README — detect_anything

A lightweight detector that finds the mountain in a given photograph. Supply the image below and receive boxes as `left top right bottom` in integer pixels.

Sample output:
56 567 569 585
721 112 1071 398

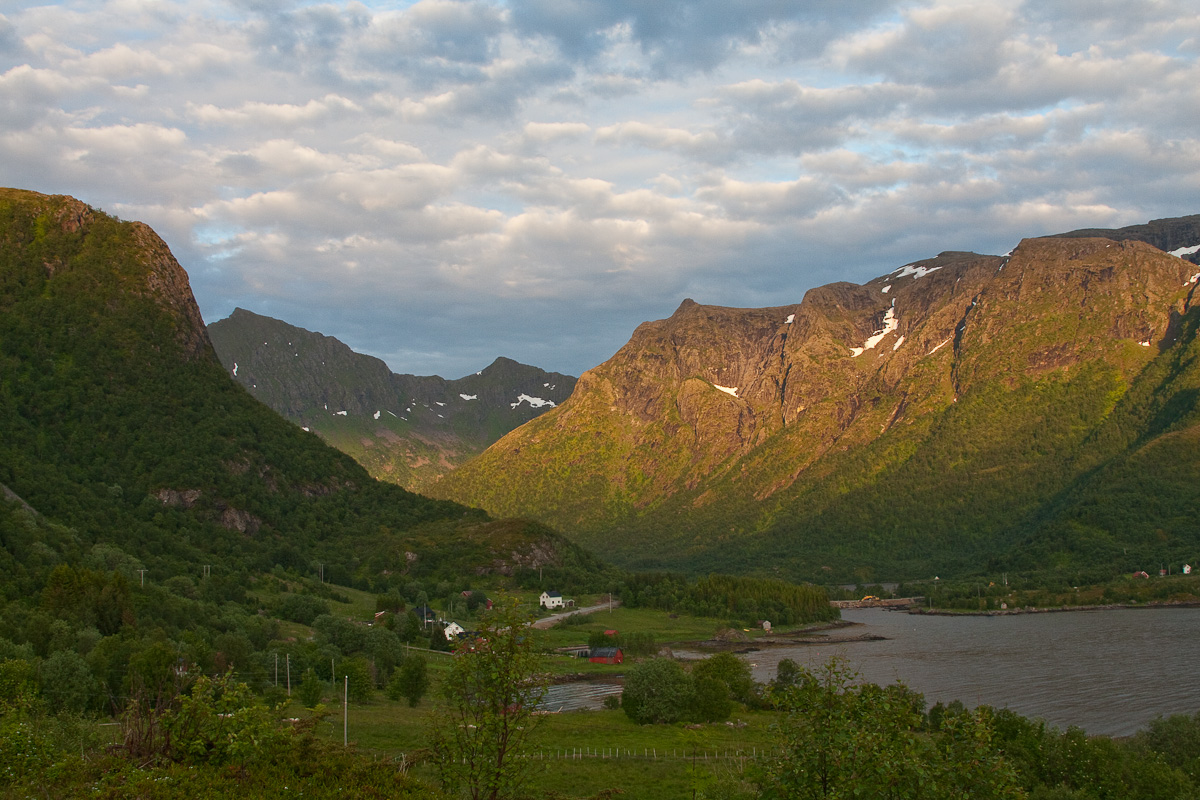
0 188 596 589
433 215 1200 582
207 309 576 492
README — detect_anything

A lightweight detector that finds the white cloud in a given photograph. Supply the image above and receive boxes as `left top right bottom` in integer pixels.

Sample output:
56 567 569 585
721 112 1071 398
0 0 1194 378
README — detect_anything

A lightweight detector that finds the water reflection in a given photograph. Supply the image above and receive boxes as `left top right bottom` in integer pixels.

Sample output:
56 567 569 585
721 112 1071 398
539 679 623 712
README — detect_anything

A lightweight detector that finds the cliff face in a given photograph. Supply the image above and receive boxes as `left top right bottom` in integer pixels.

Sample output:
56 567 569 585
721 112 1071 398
208 308 576 491
435 218 1200 580
0 189 215 361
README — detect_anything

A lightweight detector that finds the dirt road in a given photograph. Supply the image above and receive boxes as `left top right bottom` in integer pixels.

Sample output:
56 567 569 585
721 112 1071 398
532 599 622 629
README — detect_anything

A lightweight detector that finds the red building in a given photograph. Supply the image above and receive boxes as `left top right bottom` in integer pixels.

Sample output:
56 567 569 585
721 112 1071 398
589 647 623 665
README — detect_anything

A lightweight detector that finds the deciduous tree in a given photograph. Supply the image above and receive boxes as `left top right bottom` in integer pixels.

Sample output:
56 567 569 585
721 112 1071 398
429 596 547 800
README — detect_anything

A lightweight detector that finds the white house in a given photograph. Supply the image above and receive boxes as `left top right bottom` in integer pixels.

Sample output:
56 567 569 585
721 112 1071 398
539 591 564 609
443 621 465 640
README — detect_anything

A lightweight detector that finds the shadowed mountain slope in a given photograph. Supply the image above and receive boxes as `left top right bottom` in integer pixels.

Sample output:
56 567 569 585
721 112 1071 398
208 309 575 492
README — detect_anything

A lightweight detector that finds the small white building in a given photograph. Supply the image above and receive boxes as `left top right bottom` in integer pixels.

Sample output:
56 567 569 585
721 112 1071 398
539 591 564 609
443 621 465 640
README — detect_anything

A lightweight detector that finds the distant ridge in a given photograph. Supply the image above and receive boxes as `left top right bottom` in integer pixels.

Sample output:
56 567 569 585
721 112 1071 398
208 308 576 491
1051 215 1200 263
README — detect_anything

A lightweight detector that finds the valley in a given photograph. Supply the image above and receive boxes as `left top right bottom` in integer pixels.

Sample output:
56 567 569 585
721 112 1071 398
3 187 1200 799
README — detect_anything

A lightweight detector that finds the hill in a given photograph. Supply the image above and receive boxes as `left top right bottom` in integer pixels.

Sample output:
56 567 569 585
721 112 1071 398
0 188 596 589
433 216 1200 582
207 309 575 492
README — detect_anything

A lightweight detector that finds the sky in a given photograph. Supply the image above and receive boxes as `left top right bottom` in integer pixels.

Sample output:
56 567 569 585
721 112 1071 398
2 0 1198 378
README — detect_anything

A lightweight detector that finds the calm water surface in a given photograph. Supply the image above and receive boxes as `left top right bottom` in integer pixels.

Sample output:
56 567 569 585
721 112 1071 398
747 607 1200 737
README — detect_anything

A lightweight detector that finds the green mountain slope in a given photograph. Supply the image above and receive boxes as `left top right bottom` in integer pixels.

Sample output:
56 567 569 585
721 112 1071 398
434 220 1200 581
207 309 575 492
0 188 593 588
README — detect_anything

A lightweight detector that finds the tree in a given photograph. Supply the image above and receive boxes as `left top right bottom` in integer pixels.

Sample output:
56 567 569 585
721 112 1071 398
622 657 694 725
341 657 375 703
388 655 428 707
165 670 287 769
39 649 98 714
296 668 323 708
690 675 733 723
693 651 756 704
760 658 1022 800
429 596 547 800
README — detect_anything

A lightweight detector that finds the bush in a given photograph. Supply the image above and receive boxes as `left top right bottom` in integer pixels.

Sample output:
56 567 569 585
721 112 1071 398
690 675 733 722
387 656 428 707
40 650 98 715
297 669 323 708
693 652 756 705
276 594 330 626
340 657 375 704
622 658 693 724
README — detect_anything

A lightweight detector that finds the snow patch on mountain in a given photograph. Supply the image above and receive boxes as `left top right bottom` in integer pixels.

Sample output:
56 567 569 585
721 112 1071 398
1169 244 1200 258
851 303 898 357
928 337 952 356
714 385 738 397
460 394 478 401
893 263 942 279
511 394 556 410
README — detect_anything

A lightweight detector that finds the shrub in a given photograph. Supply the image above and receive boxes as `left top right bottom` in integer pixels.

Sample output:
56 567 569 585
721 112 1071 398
622 658 693 725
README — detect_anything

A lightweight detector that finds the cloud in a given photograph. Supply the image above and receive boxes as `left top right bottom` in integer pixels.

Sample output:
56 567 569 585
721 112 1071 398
0 0 1195 378
187 95 363 128
509 0 895 72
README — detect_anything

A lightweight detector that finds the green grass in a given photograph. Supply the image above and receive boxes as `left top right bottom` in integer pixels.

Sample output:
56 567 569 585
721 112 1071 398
541 606 742 649
299 695 776 800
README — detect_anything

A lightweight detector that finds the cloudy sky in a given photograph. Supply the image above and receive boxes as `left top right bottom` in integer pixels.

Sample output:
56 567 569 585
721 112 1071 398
2 0 1198 377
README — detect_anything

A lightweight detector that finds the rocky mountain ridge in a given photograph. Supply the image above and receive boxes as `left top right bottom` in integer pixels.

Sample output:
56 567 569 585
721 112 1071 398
208 308 576 491
433 215 1200 581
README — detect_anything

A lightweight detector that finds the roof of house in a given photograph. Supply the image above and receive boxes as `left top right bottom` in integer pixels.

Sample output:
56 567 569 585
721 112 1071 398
543 590 562 597
590 647 621 657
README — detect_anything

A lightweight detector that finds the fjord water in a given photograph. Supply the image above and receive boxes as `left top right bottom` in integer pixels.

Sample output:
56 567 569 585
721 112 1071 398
749 607 1200 737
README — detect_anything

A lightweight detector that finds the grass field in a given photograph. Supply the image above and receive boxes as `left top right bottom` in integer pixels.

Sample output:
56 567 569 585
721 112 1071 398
257 587 805 797
299 695 776 800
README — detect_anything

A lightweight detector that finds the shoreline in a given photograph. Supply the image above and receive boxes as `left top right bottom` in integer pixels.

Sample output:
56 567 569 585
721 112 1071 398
690 619 890 651
905 599 1200 616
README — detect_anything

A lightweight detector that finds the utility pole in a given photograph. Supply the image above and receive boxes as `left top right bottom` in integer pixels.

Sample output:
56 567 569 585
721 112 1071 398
286 654 291 696
343 675 348 747
275 653 278 687
138 569 146 587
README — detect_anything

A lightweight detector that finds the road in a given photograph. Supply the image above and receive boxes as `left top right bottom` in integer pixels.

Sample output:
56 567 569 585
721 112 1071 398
532 599 622 629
